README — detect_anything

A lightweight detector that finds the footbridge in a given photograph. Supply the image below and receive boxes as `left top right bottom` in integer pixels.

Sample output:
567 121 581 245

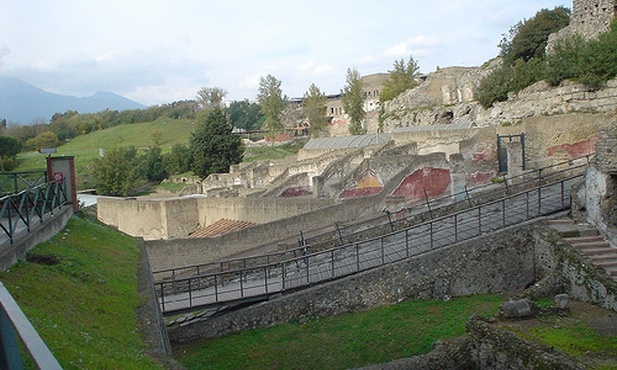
153 156 593 315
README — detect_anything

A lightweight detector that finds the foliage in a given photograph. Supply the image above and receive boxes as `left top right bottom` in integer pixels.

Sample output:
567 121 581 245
0 135 22 158
196 86 227 111
501 6 570 65
302 83 329 137
477 58 547 108
189 107 243 179
176 295 503 370
137 146 168 182
25 131 60 151
380 56 420 103
341 68 366 135
228 99 263 131
0 216 164 369
257 75 288 136
546 21 617 89
163 143 192 175
92 146 139 196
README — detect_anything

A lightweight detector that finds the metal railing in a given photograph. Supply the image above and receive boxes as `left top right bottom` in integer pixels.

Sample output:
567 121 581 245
152 155 593 283
155 172 583 314
0 171 48 198
0 282 62 369
0 182 68 245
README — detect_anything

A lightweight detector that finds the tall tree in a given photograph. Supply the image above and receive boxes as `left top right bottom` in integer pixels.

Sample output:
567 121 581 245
228 100 263 131
189 107 243 179
92 146 139 197
197 86 228 110
502 6 570 65
341 68 366 135
380 56 420 103
302 83 329 137
0 135 21 171
257 75 288 136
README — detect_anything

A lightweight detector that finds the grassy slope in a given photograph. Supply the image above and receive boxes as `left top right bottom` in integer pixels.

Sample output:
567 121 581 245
15 118 195 172
175 295 504 370
0 215 163 370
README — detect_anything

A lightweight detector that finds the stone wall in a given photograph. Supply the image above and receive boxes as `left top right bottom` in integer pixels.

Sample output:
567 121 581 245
548 0 616 51
168 220 540 343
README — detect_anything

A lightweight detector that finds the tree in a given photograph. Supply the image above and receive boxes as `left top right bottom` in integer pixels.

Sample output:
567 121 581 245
380 56 421 103
25 131 60 151
92 146 138 196
163 143 191 175
341 68 366 135
257 75 288 136
228 100 263 131
302 83 329 137
502 6 570 65
0 135 22 171
197 87 227 110
189 107 243 179
137 146 168 182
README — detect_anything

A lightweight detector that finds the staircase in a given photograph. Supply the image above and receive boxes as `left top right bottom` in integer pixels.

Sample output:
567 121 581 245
549 219 617 280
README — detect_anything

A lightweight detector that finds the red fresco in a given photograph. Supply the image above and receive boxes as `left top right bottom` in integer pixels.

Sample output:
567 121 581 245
266 133 293 142
470 171 494 185
393 167 451 200
280 187 312 197
472 151 491 161
547 136 598 158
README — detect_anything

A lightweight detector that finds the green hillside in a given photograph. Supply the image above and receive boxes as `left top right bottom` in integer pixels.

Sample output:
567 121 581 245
16 118 194 170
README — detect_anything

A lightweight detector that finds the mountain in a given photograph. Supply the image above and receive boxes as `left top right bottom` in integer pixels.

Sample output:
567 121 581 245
0 76 146 124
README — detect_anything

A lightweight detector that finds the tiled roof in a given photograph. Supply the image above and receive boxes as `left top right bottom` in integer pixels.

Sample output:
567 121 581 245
188 219 257 238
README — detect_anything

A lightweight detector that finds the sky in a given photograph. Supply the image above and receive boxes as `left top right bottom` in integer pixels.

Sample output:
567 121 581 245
0 0 570 106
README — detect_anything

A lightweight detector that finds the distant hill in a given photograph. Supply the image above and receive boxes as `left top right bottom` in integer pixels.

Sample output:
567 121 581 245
0 76 146 124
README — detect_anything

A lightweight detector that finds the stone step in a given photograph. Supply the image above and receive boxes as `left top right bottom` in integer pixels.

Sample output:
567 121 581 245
565 235 606 244
548 219 575 225
596 260 617 268
571 240 612 249
590 254 617 263
579 247 617 257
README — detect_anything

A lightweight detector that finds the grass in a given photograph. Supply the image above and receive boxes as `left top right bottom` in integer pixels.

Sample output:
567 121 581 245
243 142 305 162
15 118 195 186
0 214 163 369
174 294 504 370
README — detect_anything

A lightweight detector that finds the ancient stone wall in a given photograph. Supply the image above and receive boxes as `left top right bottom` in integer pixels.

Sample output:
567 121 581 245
549 0 616 50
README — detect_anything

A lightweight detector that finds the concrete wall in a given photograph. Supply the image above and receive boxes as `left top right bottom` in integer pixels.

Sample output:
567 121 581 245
98 196 334 241
145 195 380 271
168 220 540 343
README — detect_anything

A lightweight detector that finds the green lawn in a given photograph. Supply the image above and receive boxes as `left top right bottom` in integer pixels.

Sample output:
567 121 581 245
0 215 164 369
175 295 504 370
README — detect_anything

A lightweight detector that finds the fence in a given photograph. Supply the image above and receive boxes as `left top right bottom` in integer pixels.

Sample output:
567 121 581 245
0 171 47 198
152 154 592 283
0 181 68 245
155 171 582 314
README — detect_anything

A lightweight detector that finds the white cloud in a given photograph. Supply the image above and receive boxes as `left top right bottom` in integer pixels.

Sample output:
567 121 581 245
385 35 441 57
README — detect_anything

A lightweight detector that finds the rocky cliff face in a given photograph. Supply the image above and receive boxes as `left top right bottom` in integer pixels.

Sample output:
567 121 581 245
382 62 617 130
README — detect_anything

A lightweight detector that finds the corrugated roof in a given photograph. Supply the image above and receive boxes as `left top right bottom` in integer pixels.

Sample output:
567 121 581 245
393 122 477 133
303 133 390 150
189 219 256 238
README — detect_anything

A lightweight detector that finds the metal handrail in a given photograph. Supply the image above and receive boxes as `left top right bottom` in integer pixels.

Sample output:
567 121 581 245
0 171 47 197
0 182 68 245
153 154 592 282
155 173 582 313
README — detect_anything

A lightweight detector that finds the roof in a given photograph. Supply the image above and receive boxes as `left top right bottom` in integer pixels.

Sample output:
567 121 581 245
303 133 390 150
393 122 477 133
188 219 256 238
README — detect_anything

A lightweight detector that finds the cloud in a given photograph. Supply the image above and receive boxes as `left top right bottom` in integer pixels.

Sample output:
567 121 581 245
297 62 333 77
385 35 441 57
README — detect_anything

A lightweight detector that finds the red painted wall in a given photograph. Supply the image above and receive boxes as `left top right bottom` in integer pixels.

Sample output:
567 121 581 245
547 136 598 158
393 167 451 200
280 187 312 197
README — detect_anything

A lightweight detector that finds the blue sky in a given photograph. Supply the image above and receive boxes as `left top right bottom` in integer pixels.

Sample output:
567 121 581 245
0 0 570 106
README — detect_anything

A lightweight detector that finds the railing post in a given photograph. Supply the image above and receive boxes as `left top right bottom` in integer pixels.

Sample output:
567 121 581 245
264 266 269 294
464 186 472 207
239 271 244 298
424 188 433 220
159 283 165 313
282 263 286 290
405 229 409 258
356 244 360 271
188 279 193 308
214 275 219 302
